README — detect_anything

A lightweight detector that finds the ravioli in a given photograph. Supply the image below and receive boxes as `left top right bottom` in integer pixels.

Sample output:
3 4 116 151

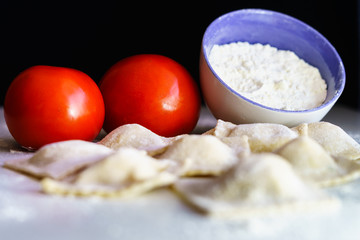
3 140 113 180
276 136 360 187
203 119 237 137
41 147 177 198
156 135 239 177
217 135 251 157
174 153 339 219
206 120 298 152
98 123 184 154
4 119 356 218
292 122 360 161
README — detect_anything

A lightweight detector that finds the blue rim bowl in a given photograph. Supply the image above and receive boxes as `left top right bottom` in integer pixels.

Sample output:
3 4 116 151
200 8 345 126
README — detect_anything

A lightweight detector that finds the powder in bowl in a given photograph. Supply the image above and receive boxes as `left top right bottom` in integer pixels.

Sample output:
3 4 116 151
208 42 327 111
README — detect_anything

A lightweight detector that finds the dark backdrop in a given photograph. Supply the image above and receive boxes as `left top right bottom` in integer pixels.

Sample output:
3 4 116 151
1 0 358 109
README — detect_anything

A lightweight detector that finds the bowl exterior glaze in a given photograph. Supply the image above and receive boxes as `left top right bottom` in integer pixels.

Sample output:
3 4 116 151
200 9 345 126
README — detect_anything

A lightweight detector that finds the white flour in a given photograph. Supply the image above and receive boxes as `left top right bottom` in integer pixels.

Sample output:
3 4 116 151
208 42 327 111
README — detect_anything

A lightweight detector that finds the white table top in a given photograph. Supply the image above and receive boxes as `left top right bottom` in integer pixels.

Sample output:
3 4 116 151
1 105 360 240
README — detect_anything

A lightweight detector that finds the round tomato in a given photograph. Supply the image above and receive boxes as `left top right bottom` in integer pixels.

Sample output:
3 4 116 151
100 54 201 137
4 65 105 150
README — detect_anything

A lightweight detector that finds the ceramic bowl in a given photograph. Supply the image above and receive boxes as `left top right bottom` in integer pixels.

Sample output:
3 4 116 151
200 9 345 126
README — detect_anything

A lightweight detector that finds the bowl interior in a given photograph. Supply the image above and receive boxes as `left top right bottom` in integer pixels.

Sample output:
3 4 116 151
202 9 345 109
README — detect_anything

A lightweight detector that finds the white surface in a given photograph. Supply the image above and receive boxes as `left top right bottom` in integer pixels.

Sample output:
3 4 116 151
1 106 360 240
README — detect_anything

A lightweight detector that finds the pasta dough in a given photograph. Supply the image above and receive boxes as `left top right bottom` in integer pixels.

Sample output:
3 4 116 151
3 140 113 180
98 123 183 154
292 122 360 161
42 147 177 198
174 153 339 218
207 120 298 152
6 119 360 220
156 135 239 176
276 136 360 187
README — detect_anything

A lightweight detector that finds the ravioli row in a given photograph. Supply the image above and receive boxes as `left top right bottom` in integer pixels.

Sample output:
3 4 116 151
4 120 360 219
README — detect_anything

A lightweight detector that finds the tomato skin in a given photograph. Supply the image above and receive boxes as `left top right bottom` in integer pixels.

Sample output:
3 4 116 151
100 54 201 137
4 65 105 150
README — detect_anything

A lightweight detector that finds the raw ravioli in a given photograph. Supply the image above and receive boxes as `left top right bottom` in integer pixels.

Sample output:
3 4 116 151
98 123 183 154
276 136 360 187
206 120 298 152
217 135 251 157
292 122 360 161
3 140 113 180
174 153 339 219
42 147 177 198
156 135 239 176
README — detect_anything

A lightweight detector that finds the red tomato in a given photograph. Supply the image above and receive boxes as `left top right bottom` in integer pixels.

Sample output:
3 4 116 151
100 54 201 137
4 65 105 150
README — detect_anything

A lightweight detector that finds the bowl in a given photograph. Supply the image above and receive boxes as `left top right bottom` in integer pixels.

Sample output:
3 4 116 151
199 8 345 127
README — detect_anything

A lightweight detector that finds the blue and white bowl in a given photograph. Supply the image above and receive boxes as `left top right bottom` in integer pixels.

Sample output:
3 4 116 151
200 9 345 126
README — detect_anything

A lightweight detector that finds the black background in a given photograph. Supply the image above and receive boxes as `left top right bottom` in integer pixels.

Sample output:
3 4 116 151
1 0 358 109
